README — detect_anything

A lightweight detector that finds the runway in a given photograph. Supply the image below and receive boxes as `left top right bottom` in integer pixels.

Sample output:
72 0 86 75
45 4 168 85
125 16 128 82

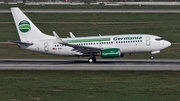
0 59 180 70
1 9 180 13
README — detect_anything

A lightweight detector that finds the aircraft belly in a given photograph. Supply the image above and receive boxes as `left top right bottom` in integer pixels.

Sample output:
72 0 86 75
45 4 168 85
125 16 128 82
119 43 150 53
20 44 42 53
49 47 76 56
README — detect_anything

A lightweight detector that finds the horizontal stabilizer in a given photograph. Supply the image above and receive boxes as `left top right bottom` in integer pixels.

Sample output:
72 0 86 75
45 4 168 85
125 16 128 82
13 41 33 45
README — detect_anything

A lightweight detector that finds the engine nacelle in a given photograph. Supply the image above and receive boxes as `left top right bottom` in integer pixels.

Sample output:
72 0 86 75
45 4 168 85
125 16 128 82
101 48 123 58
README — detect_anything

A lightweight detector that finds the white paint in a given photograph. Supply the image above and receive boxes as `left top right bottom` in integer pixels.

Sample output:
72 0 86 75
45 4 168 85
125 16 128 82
11 7 171 62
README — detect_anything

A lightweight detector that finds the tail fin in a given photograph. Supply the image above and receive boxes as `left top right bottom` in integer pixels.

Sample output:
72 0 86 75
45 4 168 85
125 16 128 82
11 7 53 42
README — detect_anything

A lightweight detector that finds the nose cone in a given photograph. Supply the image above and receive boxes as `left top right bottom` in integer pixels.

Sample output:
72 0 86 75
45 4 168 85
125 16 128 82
166 41 171 47
164 40 171 48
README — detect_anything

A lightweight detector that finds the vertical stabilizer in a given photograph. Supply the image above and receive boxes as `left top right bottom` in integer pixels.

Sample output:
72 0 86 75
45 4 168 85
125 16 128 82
11 7 53 42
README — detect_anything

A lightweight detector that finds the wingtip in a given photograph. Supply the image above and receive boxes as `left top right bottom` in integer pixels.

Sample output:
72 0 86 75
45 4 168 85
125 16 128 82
52 31 57 36
53 31 64 44
69 32 75 38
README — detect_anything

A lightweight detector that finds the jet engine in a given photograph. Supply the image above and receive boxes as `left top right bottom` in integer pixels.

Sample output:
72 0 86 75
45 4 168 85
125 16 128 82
101 48 124 58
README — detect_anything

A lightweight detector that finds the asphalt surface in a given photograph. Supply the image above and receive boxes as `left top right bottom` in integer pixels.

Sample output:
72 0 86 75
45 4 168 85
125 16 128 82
0 59 180 70
1 9 180 13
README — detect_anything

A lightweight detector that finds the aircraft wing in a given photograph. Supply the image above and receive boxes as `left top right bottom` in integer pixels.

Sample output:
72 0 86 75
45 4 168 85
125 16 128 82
53 31 102 54
65 43 102 53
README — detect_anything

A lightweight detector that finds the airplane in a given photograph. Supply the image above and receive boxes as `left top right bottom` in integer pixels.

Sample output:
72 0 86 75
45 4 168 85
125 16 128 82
11 7 171 63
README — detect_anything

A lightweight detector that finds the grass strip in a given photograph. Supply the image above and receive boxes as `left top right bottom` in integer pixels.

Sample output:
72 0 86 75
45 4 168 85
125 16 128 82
0 13 180 42
0 22 179 42
0 71 180 101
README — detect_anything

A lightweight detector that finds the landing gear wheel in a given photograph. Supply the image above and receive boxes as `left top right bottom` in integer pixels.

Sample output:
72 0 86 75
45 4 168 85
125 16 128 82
150 56 154 60
88 58 93 63
88 58 96 63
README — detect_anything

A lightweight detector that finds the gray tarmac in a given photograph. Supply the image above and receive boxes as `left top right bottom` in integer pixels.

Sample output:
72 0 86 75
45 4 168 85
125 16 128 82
1 9 180 13
0 59 180 70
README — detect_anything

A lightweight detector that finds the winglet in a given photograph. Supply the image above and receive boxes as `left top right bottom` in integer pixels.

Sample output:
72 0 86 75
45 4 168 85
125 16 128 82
53 31 64 44
69 32 75 38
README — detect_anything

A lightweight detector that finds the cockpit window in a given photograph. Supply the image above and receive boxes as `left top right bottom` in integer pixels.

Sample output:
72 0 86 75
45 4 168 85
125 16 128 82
155 38 163 41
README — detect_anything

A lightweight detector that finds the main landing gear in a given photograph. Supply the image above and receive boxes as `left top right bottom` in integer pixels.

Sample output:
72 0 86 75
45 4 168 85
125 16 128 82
88 55 96 63
88 57 96 63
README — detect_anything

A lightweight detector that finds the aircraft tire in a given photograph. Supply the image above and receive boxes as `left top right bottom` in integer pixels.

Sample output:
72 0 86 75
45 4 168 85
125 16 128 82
88 58 96 63
150 56 154 60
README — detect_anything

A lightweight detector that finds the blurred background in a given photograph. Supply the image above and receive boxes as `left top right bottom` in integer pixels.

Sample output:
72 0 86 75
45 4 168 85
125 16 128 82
0 0 180 5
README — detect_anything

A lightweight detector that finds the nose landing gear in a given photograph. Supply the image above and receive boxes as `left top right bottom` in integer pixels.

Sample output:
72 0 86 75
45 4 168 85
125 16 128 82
150 55 154 60
150 50 160 60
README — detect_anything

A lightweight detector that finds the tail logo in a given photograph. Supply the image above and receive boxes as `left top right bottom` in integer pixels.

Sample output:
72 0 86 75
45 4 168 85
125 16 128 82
18 20 31 33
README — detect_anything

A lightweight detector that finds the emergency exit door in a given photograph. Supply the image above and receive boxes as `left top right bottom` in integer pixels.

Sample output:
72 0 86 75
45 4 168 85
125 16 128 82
146 37 150 46
44 42 49 53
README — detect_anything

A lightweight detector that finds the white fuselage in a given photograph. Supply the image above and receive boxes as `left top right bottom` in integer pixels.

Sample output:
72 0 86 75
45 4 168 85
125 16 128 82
11 7 171 62
18 34 171 57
